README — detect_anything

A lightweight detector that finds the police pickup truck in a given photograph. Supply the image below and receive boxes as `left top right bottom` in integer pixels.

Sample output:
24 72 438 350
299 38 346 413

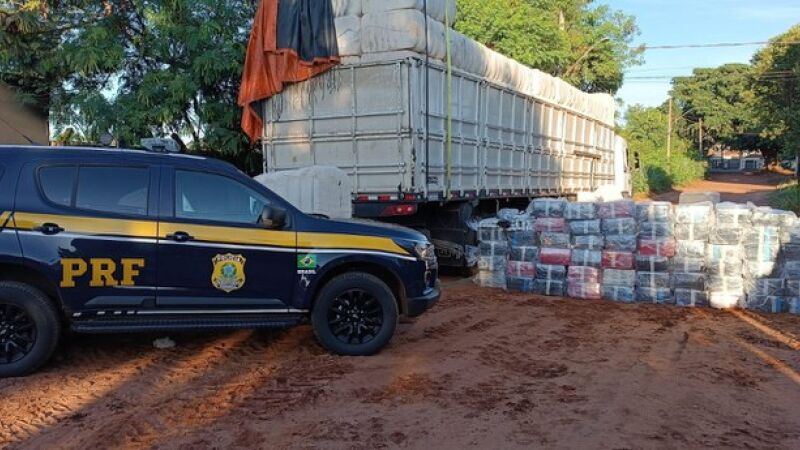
0 146 440 377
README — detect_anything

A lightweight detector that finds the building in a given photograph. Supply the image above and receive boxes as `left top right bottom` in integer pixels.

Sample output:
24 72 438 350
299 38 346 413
708 148 765 172
0 83 49 145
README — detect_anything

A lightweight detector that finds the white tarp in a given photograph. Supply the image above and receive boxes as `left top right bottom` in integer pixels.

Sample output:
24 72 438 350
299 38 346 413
255 166 353 219
335 16 361 56
332 0 362 17
361 9 447 60
363 0 456 25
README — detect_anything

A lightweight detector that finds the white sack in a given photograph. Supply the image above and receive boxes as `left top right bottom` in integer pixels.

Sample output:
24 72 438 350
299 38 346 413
363 0 456 25
361 9 446 60
335 16 361 56
332 0 362 17
255 166 353 219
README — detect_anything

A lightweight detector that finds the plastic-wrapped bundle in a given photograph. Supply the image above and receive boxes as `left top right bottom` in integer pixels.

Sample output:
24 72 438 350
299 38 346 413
742 226 781 262
745 261 776 278
568 266 601 284
783 261 800 279
478 256 507 272
675 202 714 224
478 219 506 242
709 227 742 245
565 202 597 220
674 222 710 241
508 228 536 247
638 239 677 257
474 270 506 289
528 198 567 218
571 250 601 267
672 257 705 273
743 296 791 313
602 251 634 270
707 276 744 293
706 244 742 264
715 202 752 228
533 279 565 296
636 271 670 289
635 201 673 223
569 219 601 236
497 208 526 223
506 261 535 278
782 226 800 245
479 241 510 258
675 289 709 307
781 244 800 262
639 221 672 239
637 288 673 304
672 272 706 291
706 259 743 277
751 207 796 227
602 218 637 235
597 200 635 219
709 292 743 309
507 276 535 293
791 298 800 315
508 216 535 232
676 240 707 258
602 269 636 286
509 245 538 262
786 280 800 296
568 282 602 300
534 218 567 233
572 235 604 250
603 285 635 303
635 255 670 272
539 232 571 249
539 248 571 265
746 278 784 297
604 235 637 252
536 264 567 281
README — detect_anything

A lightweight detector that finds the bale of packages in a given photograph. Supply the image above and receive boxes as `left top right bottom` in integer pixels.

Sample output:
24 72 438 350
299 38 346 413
565 202 597 220
568 266 601 284
540 233 571 249
571 249 601 268
675 289 709 307
568 282 602 300
597 200 635 219
605 235 637 252
569 219 601 236
637 287 673 304
529 198 568 218
602 251 634 270
540 248 571 265
572 235 605 250
636 201 673 223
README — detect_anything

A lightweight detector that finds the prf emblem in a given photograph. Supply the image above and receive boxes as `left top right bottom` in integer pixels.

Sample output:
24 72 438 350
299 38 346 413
211 254 246 293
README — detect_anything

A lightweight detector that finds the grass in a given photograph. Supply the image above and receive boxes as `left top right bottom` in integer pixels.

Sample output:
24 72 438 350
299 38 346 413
768 180 800 214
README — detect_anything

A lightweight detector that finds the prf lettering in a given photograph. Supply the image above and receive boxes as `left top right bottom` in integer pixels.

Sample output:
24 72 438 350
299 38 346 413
60 258 146 288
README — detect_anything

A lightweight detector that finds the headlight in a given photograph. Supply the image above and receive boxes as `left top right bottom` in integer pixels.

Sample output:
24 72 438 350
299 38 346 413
413 242 437 267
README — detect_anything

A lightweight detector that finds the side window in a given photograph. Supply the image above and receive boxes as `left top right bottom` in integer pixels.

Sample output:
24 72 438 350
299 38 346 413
75 166 149 216
39 166 76 207
175 170 268 225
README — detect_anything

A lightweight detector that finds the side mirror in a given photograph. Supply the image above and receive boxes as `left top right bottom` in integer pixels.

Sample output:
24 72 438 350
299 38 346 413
260 205 287 229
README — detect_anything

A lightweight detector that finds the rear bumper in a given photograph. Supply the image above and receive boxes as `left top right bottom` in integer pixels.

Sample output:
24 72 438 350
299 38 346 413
404 281 441 318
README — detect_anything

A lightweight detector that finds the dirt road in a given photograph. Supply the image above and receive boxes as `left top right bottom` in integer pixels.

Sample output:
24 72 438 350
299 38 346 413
1 279 799 449
650 172 791 206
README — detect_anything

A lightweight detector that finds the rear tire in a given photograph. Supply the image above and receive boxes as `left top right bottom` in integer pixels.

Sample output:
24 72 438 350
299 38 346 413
0 282 61 378
311 272 398 356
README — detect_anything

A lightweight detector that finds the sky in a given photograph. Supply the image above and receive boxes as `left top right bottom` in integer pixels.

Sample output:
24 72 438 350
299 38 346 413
607 0 800 109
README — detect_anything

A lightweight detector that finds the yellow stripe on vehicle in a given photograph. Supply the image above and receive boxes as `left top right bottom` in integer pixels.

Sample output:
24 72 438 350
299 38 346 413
0 211 10 227
297 232 409 256
158 222 297 248
13 212 158 238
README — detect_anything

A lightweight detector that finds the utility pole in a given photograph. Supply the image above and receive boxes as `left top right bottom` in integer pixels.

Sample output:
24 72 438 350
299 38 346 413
667 98 673 170
698 117 703 155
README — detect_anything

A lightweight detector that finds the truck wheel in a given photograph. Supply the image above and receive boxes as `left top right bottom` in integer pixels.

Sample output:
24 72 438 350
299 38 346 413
0 282 61 378
311 272 398 356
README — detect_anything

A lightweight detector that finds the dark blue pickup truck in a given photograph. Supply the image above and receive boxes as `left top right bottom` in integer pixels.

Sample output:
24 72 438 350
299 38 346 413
0 145 440 377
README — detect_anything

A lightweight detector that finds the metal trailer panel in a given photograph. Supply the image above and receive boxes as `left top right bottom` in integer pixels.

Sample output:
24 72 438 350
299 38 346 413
262 57 616 200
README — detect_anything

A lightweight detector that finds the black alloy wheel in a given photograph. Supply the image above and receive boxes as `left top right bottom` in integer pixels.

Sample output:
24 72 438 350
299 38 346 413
0 303 37 364
327 289 384 345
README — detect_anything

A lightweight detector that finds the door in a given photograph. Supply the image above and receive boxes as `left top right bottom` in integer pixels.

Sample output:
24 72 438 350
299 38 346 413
15 162 160 313
155 167 297 310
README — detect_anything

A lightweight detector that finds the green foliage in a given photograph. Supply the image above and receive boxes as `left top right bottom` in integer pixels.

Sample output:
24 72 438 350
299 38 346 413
768 182 800 214
0 0 261 172
455 0 642 93
620 105 706 194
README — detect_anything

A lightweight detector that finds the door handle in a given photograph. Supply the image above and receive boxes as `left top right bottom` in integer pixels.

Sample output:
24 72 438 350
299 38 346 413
35 223 64 235
165 231 194 242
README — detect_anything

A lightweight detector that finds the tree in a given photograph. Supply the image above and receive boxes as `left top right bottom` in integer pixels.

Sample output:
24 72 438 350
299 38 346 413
455 0 642 94
0 0 261 172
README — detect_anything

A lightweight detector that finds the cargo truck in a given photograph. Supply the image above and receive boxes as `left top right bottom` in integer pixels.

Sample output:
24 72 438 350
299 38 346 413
261 56 631 269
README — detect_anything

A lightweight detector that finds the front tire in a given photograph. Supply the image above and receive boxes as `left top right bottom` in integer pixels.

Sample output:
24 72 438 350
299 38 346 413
0 282 61 378
311 272 398 356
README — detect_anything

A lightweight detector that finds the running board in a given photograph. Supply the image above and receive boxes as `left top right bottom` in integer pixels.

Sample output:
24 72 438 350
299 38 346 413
71 314 305 333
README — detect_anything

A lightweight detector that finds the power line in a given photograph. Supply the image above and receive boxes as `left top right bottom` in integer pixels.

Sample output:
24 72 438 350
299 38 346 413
636 40 800 50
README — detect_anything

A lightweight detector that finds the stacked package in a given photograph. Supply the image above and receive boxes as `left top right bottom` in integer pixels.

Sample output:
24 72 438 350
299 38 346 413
707 203 750 309
532 199 570 296
565 202 601 299
635 202 675 304
476 219 508 288
672 202 714 307
598 200 637 302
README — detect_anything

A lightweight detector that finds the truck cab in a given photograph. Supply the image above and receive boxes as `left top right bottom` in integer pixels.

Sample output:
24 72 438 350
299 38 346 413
0 145 439 377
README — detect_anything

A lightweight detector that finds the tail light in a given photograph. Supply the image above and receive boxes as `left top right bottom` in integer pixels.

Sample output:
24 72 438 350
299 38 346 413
380 204 417 217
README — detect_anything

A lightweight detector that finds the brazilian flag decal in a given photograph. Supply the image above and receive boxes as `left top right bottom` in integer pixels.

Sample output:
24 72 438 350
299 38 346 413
297 254 318 270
